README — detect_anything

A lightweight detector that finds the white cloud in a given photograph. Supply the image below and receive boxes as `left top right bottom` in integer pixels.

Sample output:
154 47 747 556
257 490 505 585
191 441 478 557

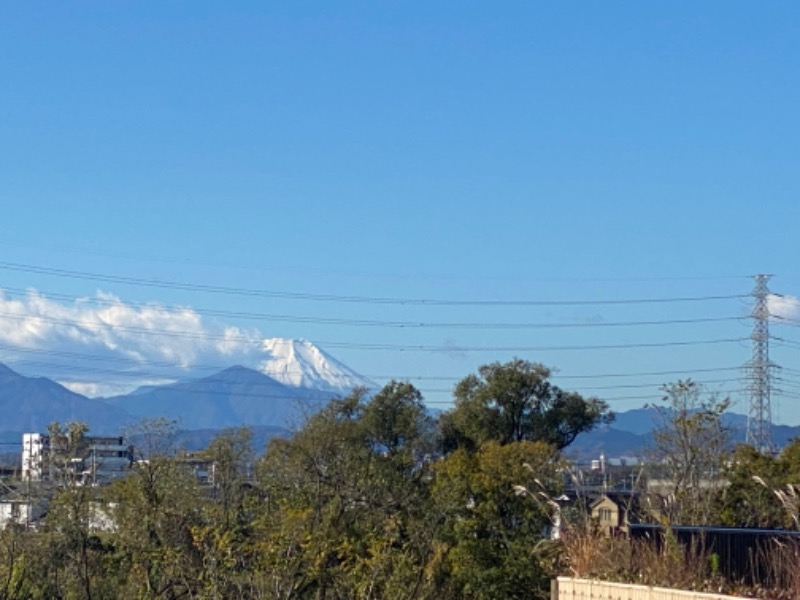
767 294 800 321
0 289 267 395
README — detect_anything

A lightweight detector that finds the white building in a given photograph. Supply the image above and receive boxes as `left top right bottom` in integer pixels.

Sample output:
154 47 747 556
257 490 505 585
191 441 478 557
21 433 47 482
21 433 133 485
0 499 45 528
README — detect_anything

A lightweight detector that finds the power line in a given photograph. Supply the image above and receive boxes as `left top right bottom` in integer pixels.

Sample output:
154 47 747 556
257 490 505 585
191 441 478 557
558 378 744 391
371 366 744 382
771 315 800 326
0 360 745 406
552 366 743 380
0 357 748 393
319 338 749 352
0 342 743 383
422 389 749 405
0 287 745 330
408 379 745 394
0 311 750 352
0 261 750 307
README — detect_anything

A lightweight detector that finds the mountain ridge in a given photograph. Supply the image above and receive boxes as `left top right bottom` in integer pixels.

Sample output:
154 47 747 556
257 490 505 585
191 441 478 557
104 364 330 429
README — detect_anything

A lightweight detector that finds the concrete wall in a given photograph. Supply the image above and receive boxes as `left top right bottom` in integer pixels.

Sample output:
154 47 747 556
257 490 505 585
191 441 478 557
553 578 748 600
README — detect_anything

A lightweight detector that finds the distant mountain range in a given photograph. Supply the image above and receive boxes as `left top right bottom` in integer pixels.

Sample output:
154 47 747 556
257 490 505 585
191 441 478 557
567 407 800 462
0 339 373 434
0 340 797 463
0 363 132 433
103 365 332 430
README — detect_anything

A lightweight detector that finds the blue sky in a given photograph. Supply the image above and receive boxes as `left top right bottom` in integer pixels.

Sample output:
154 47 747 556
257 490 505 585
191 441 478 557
1 3 800 422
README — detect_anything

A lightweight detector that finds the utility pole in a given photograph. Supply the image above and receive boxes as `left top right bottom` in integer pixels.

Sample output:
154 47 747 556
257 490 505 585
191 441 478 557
745 274 774 453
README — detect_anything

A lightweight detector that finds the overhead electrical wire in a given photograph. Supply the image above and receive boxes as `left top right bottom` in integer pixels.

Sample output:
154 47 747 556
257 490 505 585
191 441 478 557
404 381 746 395
0 262 765 413
3 364 742 407
0 353 743 405
0 342 744 382
0 287 745 330
771 337 800 349
0 353 749 400
0 311 750 352
0 261 750 307
318 338 749 352
552 366 744 379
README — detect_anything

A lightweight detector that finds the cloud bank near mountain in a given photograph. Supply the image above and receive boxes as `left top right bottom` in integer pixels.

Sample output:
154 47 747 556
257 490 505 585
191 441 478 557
0 289 370 396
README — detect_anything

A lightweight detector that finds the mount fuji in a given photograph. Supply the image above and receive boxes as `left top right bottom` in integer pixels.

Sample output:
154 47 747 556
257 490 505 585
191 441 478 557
258 338 375 392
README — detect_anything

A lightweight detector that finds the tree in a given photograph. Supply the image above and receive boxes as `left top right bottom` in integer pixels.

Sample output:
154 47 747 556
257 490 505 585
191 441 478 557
431 440 563 600
202 427 255 527
648 380 731 525
45 421 89 485
362 380 433 458
715 444 786 528
190 427 261 598
716 437 800 529
254 384 442 599
106 418 204 598
440 359 612 452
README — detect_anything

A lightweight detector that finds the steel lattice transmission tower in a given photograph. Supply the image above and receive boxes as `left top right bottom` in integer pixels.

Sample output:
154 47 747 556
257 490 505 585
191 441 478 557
745 274 775 453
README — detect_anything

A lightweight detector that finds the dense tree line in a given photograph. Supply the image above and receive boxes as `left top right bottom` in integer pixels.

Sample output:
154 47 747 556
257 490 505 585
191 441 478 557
0 368 800 600
8 362 800 598
0 359 611 599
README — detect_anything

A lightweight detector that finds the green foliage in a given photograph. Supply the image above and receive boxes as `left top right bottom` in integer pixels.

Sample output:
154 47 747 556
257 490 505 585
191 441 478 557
362 381 432 457
441 359 612 452
106 456 203 597
715 443 787 528
0 370 623 599
432 441 562 599
254 384 442 598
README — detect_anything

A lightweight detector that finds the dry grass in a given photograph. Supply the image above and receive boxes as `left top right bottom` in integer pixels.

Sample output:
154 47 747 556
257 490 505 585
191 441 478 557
557 518 729 592
751 538 800 600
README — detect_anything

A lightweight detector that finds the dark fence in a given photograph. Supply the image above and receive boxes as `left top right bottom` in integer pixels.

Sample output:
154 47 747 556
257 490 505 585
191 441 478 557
630 524 800 586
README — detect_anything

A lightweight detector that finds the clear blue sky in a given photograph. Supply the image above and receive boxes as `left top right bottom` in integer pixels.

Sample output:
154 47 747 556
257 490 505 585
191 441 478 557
1 3 800 422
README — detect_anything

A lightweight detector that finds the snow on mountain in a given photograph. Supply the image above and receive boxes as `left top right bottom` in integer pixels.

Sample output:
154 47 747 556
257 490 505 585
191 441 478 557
259 338 375 393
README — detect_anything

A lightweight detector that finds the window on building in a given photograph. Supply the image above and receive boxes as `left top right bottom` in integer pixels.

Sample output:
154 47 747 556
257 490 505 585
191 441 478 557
598 508 613 522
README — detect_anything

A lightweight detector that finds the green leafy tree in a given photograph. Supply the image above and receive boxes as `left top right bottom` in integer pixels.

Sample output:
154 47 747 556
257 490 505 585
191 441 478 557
432 440 563 600
10 422 118 599
106 418 204 598
190 427 262 598
778 437 800 483
255 384 441 599
717 438 800 529
441 359 611 452
715 444 785 528
362 381 432 457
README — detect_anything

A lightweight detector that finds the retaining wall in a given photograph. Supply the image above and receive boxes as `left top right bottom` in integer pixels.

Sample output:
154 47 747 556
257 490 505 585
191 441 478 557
553 578 749 600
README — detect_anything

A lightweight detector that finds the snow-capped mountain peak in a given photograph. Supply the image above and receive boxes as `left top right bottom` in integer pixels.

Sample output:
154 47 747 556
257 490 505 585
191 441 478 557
259 338 374 392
